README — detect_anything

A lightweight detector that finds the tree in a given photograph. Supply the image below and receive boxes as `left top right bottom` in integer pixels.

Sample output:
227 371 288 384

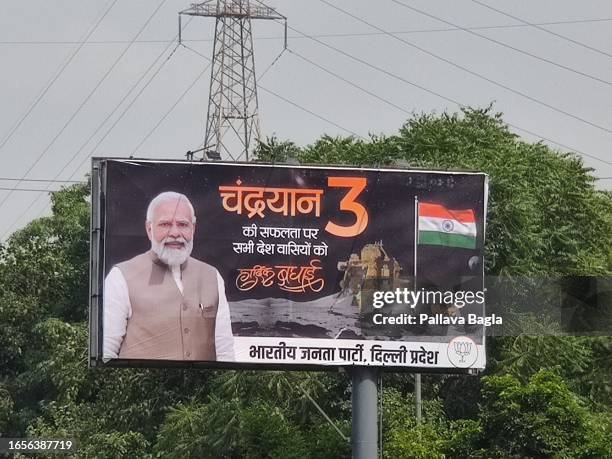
474 370 612 458
1 107 610 457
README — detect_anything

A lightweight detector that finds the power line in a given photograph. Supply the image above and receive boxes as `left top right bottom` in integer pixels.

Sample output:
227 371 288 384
3 17 612 45
0 187 61 193
1 41 186 242
129 43 289 160
390 0 612 87
506 126 612 166
471 0 612 60
181 44 364 140
63 40 183 178
17 43 293 233
0 0 170 239
0 0 169 218
258 85 364 139
287 48 412 116
0 177 82 183
5 9 611 238
280 22 466 115
27 19 196 228
5 40 185 239
18 34 281 235
0 35 185 242
288 40 612 167
256 10 612 166
318 0 612 136
130 57 212 158
0 0 119 152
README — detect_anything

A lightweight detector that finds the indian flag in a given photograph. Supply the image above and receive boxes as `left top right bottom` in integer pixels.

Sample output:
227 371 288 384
418 202 477 249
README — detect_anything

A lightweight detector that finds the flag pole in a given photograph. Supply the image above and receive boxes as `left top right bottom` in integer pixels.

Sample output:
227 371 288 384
414 196 418 282
414 196 422 423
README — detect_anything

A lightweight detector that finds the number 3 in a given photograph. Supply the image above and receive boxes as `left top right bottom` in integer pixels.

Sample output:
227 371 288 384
325 177 369 237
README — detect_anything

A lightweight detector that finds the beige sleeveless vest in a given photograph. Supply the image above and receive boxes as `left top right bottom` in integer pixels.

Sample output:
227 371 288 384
117 251 219 361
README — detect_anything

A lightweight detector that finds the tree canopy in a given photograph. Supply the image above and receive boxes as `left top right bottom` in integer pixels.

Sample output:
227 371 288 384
0 107 610 458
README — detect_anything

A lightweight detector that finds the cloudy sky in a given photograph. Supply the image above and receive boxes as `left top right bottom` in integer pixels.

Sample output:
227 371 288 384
1 0 611 239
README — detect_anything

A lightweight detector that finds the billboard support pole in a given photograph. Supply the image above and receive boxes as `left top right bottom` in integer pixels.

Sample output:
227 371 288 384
413 195 422 423
351 366 379 459
415 373 422 423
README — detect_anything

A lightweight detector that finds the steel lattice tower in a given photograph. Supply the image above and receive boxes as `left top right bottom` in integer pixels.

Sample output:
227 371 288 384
180 1 286 161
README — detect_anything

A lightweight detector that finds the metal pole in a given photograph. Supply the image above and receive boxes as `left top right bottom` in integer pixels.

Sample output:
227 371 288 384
415 373 422 423
352 367 378 459
413 196 423 423
378 372 383 459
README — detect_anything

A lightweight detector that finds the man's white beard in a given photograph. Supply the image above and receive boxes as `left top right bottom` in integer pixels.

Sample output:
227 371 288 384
151 236 193 267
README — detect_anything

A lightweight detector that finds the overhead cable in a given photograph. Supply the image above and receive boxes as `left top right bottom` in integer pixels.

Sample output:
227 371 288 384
0 0 169 216
0 0 170 238
4 40 184 239
1 39 186 240
181 44 364 140
0 187 61 193
390 0 612 87
19 44 296 231
4 17 612 45
318 0 612 136
129 57 212 158
19 18 196 233
252 6 612 166
0 177 82 183
0 0 119 151
287 49 411 116
66 40 183 176
471 0 612 60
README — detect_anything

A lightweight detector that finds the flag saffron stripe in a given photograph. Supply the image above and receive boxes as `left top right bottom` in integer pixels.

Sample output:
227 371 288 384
419 231 476 249
418 203 475 223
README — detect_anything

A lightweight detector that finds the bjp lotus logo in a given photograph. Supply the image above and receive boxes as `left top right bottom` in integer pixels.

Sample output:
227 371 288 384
447 336 478 367
453 340 472 363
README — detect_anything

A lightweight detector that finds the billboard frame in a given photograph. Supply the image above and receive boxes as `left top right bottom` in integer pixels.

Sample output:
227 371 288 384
89 157 487 375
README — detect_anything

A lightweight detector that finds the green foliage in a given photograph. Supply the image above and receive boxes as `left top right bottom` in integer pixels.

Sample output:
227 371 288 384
307 420 351 459
381 388 452 459
237 401 309 459
28 402 151 459
154 398 240 458
0 108 610 457
255 108 611 277
0 383 14 432
0 292 39 371
385 423 447 459
396 107 611 276
215 370 350 425
380 387 485 459
477 370 612 458
30 319 89 402
0 183 90 323
443 419 483 458
81 431 152 459
491 334 612 407
254 136 302 163
382 371 612 458
154 398 317 459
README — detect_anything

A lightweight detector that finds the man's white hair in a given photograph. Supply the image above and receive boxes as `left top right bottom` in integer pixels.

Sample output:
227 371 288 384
146 191 196 224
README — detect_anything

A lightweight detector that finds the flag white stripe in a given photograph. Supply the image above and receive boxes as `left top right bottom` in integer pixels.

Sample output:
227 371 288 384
419 216 476 237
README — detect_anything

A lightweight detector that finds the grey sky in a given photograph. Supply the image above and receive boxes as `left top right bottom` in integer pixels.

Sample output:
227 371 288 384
1 0 611 240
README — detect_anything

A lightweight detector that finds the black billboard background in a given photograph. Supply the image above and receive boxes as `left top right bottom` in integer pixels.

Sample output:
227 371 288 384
103 160 486 298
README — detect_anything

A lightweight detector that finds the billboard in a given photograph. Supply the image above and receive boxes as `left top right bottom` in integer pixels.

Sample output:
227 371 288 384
89 159 489 372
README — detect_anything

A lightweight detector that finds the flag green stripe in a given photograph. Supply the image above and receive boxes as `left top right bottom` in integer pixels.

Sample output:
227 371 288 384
419 230 476 249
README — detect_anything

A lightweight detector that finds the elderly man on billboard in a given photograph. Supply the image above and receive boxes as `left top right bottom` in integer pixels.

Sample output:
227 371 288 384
103 191 234 361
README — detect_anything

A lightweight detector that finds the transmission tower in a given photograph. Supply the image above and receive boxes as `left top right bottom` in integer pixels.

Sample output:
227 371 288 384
179 1 286 161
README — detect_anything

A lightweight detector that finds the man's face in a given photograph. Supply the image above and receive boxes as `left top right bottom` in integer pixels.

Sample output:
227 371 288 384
146 198 195 266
